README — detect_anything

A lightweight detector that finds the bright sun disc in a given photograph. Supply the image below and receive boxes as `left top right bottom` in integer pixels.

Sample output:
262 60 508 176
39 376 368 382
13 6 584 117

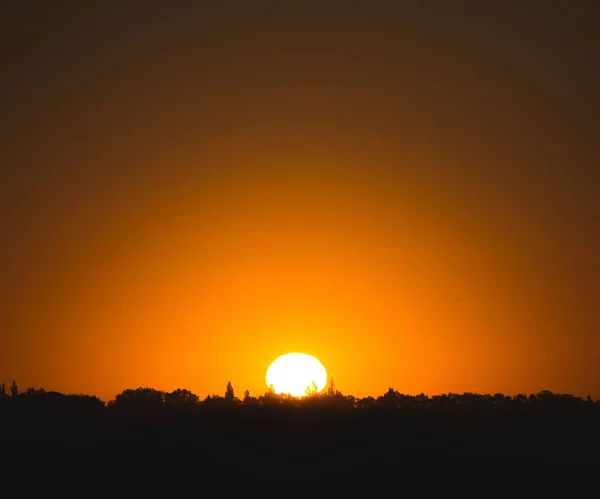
266 353 328 397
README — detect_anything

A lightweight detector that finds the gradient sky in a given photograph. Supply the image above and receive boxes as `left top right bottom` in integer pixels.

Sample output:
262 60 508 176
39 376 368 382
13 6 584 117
2 1 599 402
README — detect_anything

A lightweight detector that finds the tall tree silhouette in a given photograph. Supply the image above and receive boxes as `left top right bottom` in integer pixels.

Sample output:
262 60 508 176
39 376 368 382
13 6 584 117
225 381 234 401
327 378 335 396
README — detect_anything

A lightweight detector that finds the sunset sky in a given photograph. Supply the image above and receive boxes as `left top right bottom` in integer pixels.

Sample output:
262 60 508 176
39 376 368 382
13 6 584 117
2 1 599 403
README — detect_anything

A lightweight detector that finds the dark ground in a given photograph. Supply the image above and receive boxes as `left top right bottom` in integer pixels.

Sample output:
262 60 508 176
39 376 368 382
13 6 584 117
2 398 598 480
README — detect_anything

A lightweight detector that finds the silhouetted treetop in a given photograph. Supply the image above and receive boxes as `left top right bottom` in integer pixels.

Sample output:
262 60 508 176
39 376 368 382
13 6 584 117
2 379 598 415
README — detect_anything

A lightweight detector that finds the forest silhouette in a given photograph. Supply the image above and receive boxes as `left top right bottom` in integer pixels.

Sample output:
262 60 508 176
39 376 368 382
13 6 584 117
1 379 598 474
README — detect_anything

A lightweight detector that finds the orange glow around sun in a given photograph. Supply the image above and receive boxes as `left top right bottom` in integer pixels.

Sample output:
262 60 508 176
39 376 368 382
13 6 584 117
3 3 598 404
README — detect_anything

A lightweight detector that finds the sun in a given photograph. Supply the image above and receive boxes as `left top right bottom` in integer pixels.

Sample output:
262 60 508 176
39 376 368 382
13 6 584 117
266 352 328 397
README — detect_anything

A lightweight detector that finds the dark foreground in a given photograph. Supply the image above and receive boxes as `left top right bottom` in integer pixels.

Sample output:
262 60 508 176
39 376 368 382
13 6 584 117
2 400 599 478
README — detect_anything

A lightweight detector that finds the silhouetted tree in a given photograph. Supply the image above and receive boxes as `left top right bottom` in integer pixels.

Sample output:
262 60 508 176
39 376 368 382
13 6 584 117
10 380 18 397
113 387 164 409
343 394 357 409
259 388 280 405
305 381 318 397
203 394 234 409
164 388 200 407
358 396 377 408
0 383 6 397
379 388 401 408
415 393 430 408
225 381 235 401
513 393 527 408
243 390 259 406
327 378 335 396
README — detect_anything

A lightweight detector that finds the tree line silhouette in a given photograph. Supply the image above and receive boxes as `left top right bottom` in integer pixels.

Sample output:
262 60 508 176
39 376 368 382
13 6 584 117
2 378 597 413
1 378 598 473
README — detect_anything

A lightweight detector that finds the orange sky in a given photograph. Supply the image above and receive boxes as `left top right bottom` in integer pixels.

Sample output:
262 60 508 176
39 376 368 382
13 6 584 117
2 2 599 402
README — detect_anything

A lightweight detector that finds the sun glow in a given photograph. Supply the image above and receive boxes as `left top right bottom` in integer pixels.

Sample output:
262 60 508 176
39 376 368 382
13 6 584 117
266 352 328 397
